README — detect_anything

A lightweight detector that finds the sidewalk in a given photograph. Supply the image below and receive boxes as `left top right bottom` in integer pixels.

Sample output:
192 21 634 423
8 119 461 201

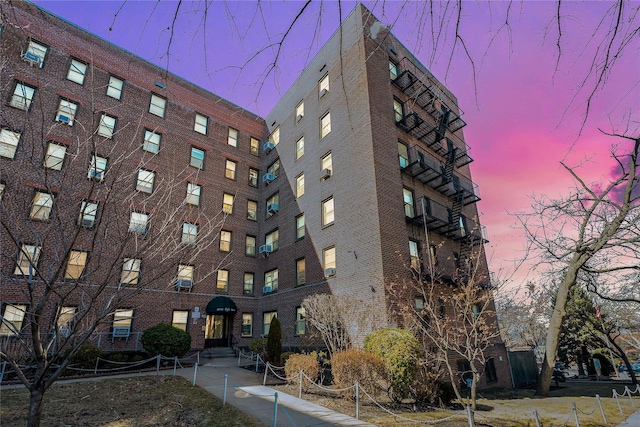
174 357 376 427
617 409 640 427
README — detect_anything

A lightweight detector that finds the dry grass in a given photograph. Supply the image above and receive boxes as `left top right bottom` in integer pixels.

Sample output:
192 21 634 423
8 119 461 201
269 380 639 426
1 375 266 427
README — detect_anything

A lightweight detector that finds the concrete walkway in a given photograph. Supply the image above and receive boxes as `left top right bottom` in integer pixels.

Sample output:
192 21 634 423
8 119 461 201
617 409 640 427
173 356 376 427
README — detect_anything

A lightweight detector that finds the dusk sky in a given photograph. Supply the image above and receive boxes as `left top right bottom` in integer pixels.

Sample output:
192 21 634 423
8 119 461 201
32 1 639 290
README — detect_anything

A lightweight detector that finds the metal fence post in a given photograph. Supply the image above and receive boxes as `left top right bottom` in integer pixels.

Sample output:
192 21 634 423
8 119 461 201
466 405 474 427
532 409 541 427
156 355 161 375
625 386 637 407
192 363 198 386
223 374 228 406
263 362 269 385
572 402 580 427
356 381 359 420
173 356 178 376
94 357 100 374
272 392 278 427
299 370 303 399
596 394 607 425
0 360 6 383
613 390 623 414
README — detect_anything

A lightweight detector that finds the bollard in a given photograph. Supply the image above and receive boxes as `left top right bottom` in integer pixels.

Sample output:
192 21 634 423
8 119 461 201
173 356 177 376
272 392 278 427
299 370 303 399
614 390 623 414
94 357 100 374
533 409 541 427
223 374 228 406
466 405 474 427
263 362 269 385
255 356 259 373
572 402 580 427
356 381 359 420
596 394 607 425
156 355 161 375
192 363 198 386
625 386 636 408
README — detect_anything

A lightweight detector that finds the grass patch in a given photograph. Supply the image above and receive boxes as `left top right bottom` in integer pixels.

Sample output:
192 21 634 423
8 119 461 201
1 375 266 426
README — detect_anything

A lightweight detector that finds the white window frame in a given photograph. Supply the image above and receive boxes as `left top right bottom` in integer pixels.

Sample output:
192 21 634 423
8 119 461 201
266 193 279 218
296 174 305 198
149 94 166 118
190 147 204 169
323 246 336 270
243 273 254 295
319 74 329 97
65 250 88 279
242 313 253 337
143 130 161 153
295 101 304 122
320 112 331 138
403 188 415 218
269 127 280 146
322 197 334 226
107 75 124 100
78 201 98 227
247 200 257 221
245 235 256 257
296 258 306 286
225 159 237 180
250 137 260 156
24 39 47 67
97 114 116 139
30 191 54 221
128 211 149 234
228 128 238 147
398 142 409 168
0 304 27 336
223 193 234 214
194 113 208 135
44 142 66 170
0 129 20 159
296 306 306 335
67 59 87 85
10 82 36 110
248 168 259 187
409 240 420 270
113 309 133 331
263 311 277 335
172 310 189 331
88 155 107 180
121 258 141 285
296 214 305 239
177 264 194 282
264 269 278 292
57 306 76 330
182 222 198 246
186 183 201 206
14 244 41 276
321 152 332 172
394 98 404 122
55 99 78 125
295 136 304 160
136 169 155 193
216 269 229 293
220 230 232 252
265 229 279 251
389 60 398 80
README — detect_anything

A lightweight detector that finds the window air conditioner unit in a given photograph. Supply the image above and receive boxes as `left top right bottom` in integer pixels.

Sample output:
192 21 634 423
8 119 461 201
296 114 303 122
267 203 279 214
263 141 275 153
22 51 41 67
58 327 70 338
324 268 336 278
258 244 273 254
176 279 193 290
82 218 95 228
263 285 272 294
112 326 130 338
89 170 103 181
321 168 332 180
319 88 328 98
57 114 71 124
262 173 274 184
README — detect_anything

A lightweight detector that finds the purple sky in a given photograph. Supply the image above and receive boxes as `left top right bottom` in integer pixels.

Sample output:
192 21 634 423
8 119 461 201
33 1 639 289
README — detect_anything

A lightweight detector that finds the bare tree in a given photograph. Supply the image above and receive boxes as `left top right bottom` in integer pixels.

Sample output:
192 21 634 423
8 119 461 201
516 133 639 396
301 294 352 357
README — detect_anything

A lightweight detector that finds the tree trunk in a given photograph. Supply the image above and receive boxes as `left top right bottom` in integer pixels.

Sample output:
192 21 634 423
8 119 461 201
536 265 580 396
27 386 45 427
610 338 638 385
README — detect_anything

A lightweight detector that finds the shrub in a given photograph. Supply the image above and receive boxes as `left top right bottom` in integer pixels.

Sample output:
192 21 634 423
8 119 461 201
332 349 386 398
285 353 320 391
364 328 422 402
413 361 449 404
281 351 295 365
141 323 191 358
266 316 282 365
68 344 102 369
249 338 267 356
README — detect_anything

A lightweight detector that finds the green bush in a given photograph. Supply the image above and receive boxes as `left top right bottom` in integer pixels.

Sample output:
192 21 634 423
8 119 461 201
364 328 422 402
68 344 102 369
249 338 267 355
285 353 320 391
332 349 386 398
141 323 191 358
281 351 295 365
266 316 282 365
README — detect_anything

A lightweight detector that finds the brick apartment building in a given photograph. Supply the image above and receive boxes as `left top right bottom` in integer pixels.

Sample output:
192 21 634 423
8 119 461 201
1 2 511 388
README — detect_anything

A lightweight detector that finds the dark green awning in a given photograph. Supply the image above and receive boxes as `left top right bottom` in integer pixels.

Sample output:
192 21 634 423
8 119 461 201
205 296 237 314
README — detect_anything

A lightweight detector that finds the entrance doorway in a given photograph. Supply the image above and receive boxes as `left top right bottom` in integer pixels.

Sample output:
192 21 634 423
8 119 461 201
204 296 237 348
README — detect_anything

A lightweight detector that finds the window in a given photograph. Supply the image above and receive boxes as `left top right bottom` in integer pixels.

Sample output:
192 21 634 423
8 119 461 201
242 313 253 337
459 216 467 237
149 94 166 117
265 229 279 251
321 152 332 173
177 264 194 283
267 159 280 179
266 193 279 218
143 130 161 153
485 358 498 383
190 147 205 169
458 360 473 388
66 59 87 84
389 60 398 80
220 230 232 252
222 193 234 214
78 201 98 227
24 39 47 67
182 222 198 246
296 307 306 335
322 197 334 226
43 142 66 170
263 311 277 335
245 235 256 256
107 75 123 100
55 99 78 125
136 169 155 193
194 113 208 134
121 258 141 284
243 273 254 295
269 127 280 146
186 183 201 206
216 269 229 293
264 269 278 290
0 128 20 159
128 211 149 234
97 114 116 138
403 188 415 218
295 101 304 122
65 250 88 279
10 82 35 110
225 159 237 180
172 310 189 332
0 304 27 336
228 128 238 147
394 98 404 122
295 136 304 160
296 214 305 239
88 155 107 181
415 296 425 310
113 309 133 334
296 174 304 198
320 112 331 138
409 240 420 270
398 142 409 168
323 246 336 270
247 200 257 221
296 258 306 286
250 137 260 156
248 168 259 187
14 244 41 275
57 306 76 331
30 191 54 221
319 74 329 97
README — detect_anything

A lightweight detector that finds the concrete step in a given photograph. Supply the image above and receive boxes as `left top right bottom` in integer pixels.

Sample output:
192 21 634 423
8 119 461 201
202 347 236 358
